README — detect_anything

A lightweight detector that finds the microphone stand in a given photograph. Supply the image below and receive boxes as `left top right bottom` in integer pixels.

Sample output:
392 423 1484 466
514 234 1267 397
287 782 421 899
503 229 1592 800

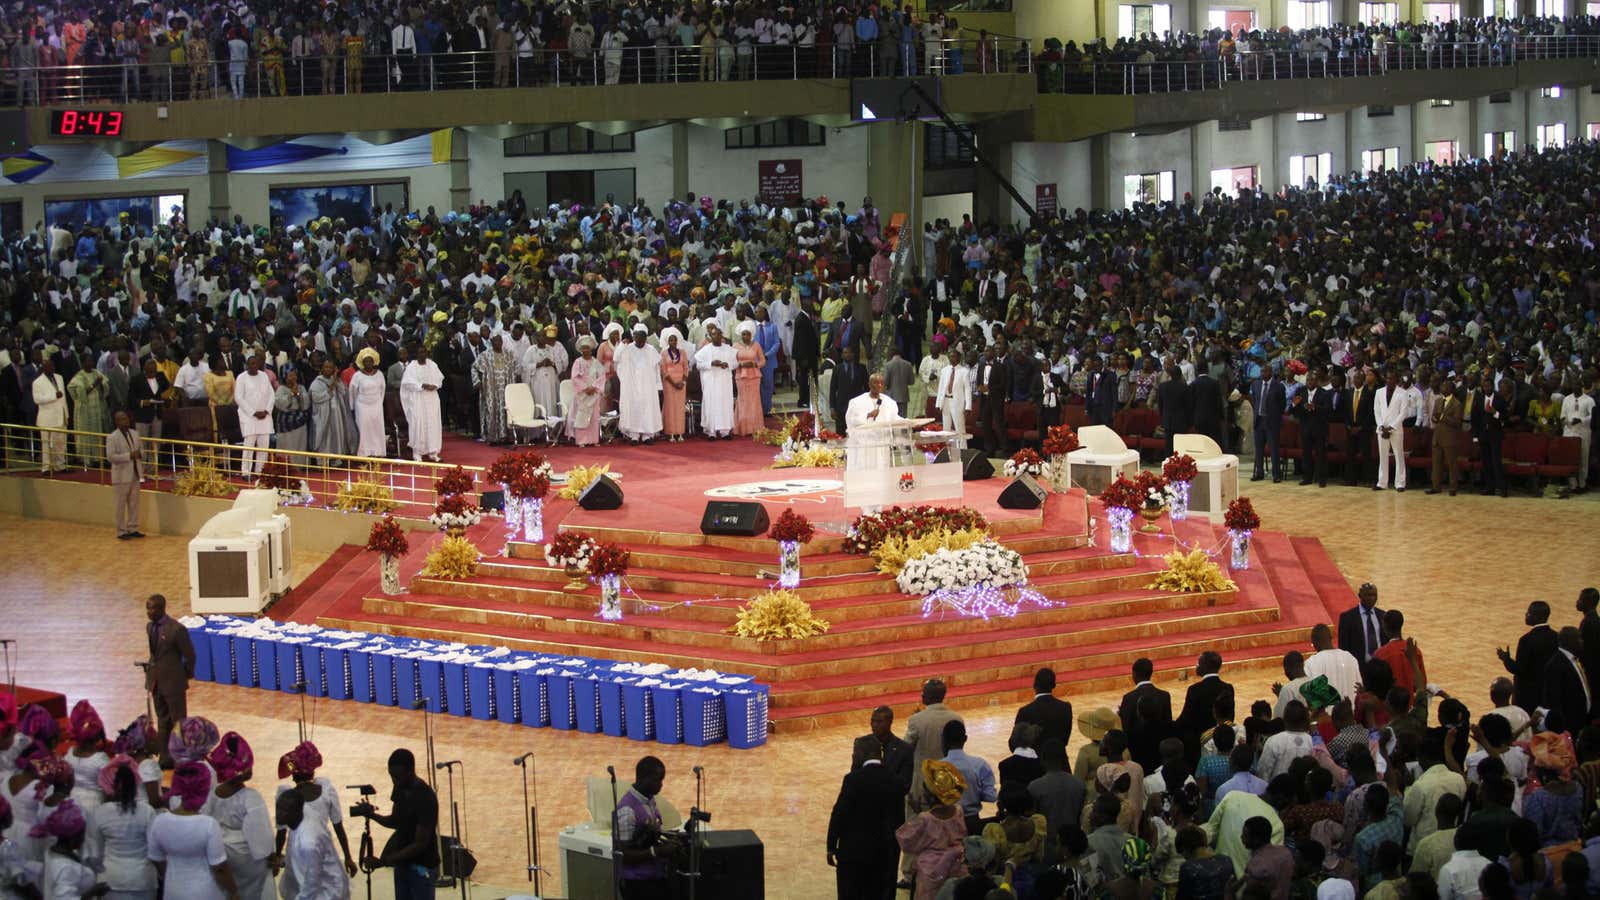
292 680 308 743
415 698 438 792
683 766 706 900
132 661 153 724
607 766 621 900
436 761 468 900
513 754 542 896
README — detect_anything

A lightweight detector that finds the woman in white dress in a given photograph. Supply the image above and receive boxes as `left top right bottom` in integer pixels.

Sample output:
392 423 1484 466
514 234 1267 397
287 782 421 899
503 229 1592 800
85 758 155 900
270 743 354 900
1 792 42 898
109 719 163 810
64 702 109 820
349 349 389 458
32 801 102 900
31 757 77 860
146 764 235 900
166 718 220 811
206 734 274 900
0 696 30 784
2 745 51 864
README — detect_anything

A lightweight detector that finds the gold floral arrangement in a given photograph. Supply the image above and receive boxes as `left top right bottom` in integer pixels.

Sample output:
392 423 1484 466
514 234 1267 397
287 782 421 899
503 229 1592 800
728 589 831 641
172 450 234 498
770 445 844 469
421 535 480 579
872 527 990 576
752 415 800 447
333 464 400 513
1149 549 1237 594
556 463 612 500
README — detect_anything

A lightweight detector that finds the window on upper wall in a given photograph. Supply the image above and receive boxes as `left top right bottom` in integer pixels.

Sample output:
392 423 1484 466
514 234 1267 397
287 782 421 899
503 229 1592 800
1536 0 1563 14
1422 2 1460 20
1540 86 1562 99
1296 112 1326 122
1357 2 1399 24
1288 152 1332 189
1431 99 1454 108
924 124 976 169
1118 4 1172 39
504 126 635 157
1489 91 1511 104
1217 117 1252 132
1484 130 1517 156
1536 123 1566 150
1424 140 1459 164
1368 105 1395 118
1286 0 1331 29
1123 171 1175 207
1210 165 1258 195
724 119 826 150
1590 123 1600 140
1361 147 1399 173
1489 0 1517 16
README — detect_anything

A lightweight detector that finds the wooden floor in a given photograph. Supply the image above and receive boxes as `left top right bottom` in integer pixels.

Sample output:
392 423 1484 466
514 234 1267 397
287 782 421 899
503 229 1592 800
2 479 1595 899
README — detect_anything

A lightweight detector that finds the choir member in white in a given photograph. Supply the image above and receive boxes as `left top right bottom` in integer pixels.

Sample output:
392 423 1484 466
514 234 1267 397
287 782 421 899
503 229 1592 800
614 324 663 444
399 345 445 461
349 350 388 458
234 354 277 480
693 321 738 440
275 792 348 900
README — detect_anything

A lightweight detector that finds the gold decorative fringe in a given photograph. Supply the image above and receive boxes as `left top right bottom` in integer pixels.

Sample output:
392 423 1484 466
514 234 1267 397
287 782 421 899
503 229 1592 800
333 464 400 513
1149 549 1237 594
770 445 844 469
557 463 611 500
872 527 991 576
172 450 234 498
728 589 831 641
421 535 480 580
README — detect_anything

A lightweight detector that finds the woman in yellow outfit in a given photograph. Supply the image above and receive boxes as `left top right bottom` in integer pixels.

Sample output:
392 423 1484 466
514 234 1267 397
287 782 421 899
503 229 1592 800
343 29 365 93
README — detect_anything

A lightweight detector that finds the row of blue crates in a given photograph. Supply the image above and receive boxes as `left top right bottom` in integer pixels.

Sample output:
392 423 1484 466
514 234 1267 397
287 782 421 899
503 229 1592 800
188 616 768 749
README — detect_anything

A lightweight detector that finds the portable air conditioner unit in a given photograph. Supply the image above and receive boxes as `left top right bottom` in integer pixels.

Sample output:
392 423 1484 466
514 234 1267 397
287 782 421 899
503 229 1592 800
231 489 293 597
189 507 273 613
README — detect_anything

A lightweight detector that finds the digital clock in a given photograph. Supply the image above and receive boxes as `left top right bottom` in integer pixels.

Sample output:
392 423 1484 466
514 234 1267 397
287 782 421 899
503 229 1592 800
49 109 125 137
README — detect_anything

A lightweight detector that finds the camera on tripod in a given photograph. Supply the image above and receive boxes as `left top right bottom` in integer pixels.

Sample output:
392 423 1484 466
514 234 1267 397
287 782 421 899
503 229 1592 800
348 783 377 819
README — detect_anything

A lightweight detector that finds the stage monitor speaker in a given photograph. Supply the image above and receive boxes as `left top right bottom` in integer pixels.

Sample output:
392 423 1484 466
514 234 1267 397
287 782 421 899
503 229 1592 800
700 501 770 536
478 489 505 512
997 473 1048 509
577 475 624 510
945 448 993 481
670 829 764 899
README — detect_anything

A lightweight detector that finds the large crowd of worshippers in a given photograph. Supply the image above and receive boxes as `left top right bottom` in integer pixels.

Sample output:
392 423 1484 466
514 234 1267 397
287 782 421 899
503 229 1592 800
838 588 1600 900
0 135 1598 491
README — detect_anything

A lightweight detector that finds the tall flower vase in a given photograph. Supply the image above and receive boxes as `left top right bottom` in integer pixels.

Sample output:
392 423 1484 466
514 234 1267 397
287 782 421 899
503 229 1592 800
1169 480 1191 522
778 541 801 588
502 484 521 537
1229 529 1252 569
1107 507 1133 553
1050 454 1071 493
598 574 623 620
379 554 402 595
521 497 544 543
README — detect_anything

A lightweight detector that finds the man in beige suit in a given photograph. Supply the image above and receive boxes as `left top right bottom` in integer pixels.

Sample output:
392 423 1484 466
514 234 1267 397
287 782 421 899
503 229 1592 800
898 678 961 888
106 410 145 539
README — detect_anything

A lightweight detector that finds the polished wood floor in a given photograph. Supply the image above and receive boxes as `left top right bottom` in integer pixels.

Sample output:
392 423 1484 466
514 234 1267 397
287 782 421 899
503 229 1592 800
2 479 1594 899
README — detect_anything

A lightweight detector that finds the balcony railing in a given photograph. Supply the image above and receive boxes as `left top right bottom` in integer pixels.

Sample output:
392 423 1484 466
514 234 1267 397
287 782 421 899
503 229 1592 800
0 38 1031 107
1040 34 1600 95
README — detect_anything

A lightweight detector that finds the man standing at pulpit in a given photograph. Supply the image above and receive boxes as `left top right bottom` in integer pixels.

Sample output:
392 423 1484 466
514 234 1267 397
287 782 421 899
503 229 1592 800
845 372 901 472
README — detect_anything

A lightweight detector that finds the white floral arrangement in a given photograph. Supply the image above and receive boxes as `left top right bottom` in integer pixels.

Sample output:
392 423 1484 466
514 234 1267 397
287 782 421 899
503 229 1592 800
1146 483 1170 509
427 508 483 530
544 535 600 569
896 539 1029 596
1002 457 1053 480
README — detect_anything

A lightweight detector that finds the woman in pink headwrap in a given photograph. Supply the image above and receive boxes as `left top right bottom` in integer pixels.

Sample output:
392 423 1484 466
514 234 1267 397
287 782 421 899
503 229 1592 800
86 755 156 900
65 700 109 819
0 694 22 783
0 792 35 896
147 763 236 900
207 733 273 900
32 799 101 900
111 717 163 810
271 741 356 893
166 718 220 811
3 743 52 861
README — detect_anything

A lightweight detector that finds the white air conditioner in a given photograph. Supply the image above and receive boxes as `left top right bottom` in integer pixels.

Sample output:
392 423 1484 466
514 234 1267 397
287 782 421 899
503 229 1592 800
189 532 271 614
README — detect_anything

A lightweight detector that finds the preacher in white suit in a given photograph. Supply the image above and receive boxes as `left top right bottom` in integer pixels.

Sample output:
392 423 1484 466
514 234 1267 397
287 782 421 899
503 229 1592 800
1374 369 1409 491
936 349 973 450
106 411 145 539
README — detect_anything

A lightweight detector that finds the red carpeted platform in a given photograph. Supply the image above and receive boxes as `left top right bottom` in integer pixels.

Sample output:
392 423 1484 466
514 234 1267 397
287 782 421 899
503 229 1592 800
259 436 1358 732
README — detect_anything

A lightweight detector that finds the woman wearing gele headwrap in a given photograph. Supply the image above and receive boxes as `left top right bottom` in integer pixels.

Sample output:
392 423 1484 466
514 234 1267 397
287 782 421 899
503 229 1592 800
111 717 163 810
32 799 102 900
3 743 54 862
207 733 274 900
64 701 109 819
147 763 236 900
86 756 157 900
271 741 356 897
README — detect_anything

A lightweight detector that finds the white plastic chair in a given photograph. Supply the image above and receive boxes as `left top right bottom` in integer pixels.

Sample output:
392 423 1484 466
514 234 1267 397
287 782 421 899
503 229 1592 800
504 383 537 445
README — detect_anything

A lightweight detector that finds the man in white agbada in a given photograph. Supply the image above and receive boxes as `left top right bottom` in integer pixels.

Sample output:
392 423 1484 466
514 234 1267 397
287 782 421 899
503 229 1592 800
845 372 901 471
277 790 350 900
693 320 738 439
614 324 663 443
400 344 445 461
522 325 567 417
234 353 277 479
349 348 389 457
31 356 68 472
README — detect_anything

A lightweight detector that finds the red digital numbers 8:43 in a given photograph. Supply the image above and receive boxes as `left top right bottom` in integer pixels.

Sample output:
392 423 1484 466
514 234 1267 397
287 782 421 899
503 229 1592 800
49 109 125 137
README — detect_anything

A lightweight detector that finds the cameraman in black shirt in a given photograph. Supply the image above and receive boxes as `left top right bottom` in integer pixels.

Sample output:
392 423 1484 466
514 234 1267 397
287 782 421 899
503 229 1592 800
352 749 441 900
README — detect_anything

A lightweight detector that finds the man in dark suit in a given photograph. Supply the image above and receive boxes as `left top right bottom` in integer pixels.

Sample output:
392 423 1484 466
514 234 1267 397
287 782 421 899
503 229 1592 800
830 306 865 362
1175 650 1233 764
1498 600 1560 715
1292 369 1335 487
826 751 905 900
1541 627 1593 734
1346 369 1378 486
126 358 172 438
791 302 821 409
1188 369 1225 445
1015 667 1073 747
1578 589 1600 714
1251 370 1287 482
1337 582 1388 663
144 592 195 768
973 346 1010 454
1085 356 1118 426
830 347 869 439
851 706 912 787
1155 366 1191 457
1117 658 1172 732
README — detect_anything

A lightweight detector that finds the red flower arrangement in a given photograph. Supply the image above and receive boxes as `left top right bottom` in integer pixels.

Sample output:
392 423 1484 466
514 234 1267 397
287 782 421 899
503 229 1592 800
817 429 843 442
586 541 631 579
434 465 475 498
434 492 477 517
1133 469 1168 500
1041 424 1081 456
769 509 816 544
1224 497 1261 531
1098 475 1143 512
1162 454 1198 483
255 460 294 490
547 531 593 562
365 516 410 556
506 470 551 500
787 411 817 444
845 506 989 555
1010 448 1045 468
486 449 549 485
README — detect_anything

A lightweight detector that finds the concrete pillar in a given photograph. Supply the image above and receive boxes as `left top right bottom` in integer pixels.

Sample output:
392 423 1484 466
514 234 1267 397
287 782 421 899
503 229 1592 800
207 139 230 224
1410 101 1421 163
672 122 690 200
972 128 1015 228
449 127 470 212
1342 110 1356 177
1268 113 1281 192
1189 125 1204 204
1468 98 1481 159
1090 133 1113 210
866 120 925 250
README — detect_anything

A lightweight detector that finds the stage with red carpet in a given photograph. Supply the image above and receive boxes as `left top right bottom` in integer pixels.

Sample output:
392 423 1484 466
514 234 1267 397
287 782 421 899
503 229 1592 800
269 434 1356 732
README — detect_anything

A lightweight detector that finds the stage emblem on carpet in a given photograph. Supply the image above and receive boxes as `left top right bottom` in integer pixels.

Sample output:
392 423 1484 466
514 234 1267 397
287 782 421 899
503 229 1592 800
703 478 843 501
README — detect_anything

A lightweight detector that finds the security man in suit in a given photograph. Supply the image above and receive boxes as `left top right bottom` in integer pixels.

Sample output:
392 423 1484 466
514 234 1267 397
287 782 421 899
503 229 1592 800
1337 582 1388 663
1188 367 1226 445
106 411 144 540
830 346 870 439
145 592 196 768
851 705 912 786
1251 368 1287 482
791 301 822 409
1292 369 1334 487
1155 365 1191 457
1014 667 1073 747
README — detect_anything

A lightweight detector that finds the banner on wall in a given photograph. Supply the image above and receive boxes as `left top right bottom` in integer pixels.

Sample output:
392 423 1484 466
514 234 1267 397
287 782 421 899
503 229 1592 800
226 131 451 175
1035 183 1058 216
1 140 207 185
758 159 803 202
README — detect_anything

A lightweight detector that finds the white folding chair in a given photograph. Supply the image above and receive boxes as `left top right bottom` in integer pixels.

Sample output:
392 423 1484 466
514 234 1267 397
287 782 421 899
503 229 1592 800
557 379 575 442
504 383 537 446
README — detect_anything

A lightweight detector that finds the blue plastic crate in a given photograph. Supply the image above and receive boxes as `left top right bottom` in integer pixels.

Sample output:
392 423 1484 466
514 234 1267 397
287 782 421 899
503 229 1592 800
546 670 581 730
724 685 770 749
598 678 632 738
517 671 550 728
574 677 603 733
682 689 727 747
442 661 469 717
348 647 375 703
191 626 214 682
276 642 303 693
419 659 446 714
324 647 352 701
394 656 423 711
491 666 520 724
650 684 684 745
253 638 279 691
298 644 327 696
467 665 496 721
372 653 398 707
620 682 656 742
206 633 236 685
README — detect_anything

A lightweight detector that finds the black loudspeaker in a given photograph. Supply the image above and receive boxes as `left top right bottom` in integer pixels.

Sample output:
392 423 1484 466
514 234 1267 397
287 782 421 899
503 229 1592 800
944 448 993 481
700 501 770 536
577 475 624 510
997 473 1048 509
478 489 505 512
671 830 764 898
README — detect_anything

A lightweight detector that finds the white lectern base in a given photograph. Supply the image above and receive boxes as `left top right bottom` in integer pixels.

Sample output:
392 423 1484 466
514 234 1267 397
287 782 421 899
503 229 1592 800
1189 455 1240 522
843 461 964 509
1066 449 1141 495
